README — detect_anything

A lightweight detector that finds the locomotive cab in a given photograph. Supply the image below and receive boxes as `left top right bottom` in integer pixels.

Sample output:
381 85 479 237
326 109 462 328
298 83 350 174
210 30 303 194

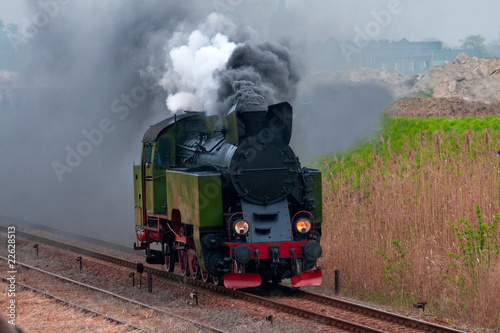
133 102 323 288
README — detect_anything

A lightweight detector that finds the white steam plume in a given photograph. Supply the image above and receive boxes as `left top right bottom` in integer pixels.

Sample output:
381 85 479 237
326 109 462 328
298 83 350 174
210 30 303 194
160 13 240 114
166 91 202 111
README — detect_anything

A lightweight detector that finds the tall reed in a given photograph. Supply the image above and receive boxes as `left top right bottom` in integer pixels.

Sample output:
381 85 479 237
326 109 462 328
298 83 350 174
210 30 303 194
319 116 500 329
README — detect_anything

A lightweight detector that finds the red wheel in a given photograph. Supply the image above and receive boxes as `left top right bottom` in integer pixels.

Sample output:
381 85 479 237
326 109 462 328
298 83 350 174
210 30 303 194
188 251 198 279
212 275 222 286
200 269 209 283
164 243 175 273
179 249 189 277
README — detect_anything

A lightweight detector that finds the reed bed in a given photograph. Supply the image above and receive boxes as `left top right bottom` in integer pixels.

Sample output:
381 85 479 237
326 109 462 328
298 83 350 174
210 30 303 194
319 116 500 329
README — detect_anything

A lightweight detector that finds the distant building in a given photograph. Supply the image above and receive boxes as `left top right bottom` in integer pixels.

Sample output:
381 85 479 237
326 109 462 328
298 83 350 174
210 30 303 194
349 39 483 74
305 37 483 74
359 39 441 74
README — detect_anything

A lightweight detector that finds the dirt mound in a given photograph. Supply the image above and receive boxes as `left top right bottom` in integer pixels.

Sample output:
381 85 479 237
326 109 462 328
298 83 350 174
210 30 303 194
388 96 500 118
390 53 500 118
408 53 500 103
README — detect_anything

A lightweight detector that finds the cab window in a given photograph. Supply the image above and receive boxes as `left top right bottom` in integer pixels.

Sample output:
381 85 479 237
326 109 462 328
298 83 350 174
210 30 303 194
156 138 172 168
143 144 153 164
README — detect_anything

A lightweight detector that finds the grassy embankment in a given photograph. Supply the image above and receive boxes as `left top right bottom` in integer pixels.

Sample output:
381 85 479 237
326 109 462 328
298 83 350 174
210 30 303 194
319 114 500 329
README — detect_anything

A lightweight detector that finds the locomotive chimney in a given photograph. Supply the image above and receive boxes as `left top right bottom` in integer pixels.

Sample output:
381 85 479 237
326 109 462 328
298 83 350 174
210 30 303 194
223 102 293 146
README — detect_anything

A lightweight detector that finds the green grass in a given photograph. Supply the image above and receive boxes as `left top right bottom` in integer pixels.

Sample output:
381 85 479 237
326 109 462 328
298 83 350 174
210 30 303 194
319 114 500 189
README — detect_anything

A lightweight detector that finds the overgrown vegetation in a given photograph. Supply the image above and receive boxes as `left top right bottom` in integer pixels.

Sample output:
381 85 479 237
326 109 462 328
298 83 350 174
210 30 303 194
442 204 500 295
375 239 408 301
319 114 500 329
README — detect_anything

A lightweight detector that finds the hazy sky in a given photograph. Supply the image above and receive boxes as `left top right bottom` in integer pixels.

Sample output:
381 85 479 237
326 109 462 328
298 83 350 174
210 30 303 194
0 1 26 21
1 0 499 47
278 0 500 46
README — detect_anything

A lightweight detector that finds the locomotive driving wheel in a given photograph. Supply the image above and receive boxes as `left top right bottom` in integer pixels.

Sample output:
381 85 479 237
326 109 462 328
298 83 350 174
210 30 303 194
164 243 175 273
187 250 198 278
179 249 189 277
212 275 222 286
200 269 209 282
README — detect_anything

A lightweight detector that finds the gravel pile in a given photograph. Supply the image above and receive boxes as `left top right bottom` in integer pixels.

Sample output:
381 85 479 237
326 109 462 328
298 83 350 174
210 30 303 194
408 53 500 103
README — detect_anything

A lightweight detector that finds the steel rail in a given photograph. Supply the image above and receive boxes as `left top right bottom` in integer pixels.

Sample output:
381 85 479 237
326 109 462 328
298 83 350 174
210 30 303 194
298 290 466 333
0 257 228 333
0 275 147 333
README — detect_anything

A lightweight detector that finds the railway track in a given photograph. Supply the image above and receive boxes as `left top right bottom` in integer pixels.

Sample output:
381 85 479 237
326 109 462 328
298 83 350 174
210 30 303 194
0 225 466 332
0 274 145 332
287 290 465 333
0 257 228 333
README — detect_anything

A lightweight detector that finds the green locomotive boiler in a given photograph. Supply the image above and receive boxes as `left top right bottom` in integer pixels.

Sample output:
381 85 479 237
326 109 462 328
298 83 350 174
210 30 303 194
133 102 323 288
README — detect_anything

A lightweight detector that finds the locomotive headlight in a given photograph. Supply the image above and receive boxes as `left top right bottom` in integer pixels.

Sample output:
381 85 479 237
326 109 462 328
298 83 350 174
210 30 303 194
295 218 311 234
234 220 250 235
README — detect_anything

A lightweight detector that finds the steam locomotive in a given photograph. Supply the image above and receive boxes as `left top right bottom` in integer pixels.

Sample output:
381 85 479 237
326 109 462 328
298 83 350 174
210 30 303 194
133 102 323 289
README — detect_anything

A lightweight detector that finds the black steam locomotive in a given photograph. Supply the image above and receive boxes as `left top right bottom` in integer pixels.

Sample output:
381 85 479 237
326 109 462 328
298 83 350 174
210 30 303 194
133 102 322 288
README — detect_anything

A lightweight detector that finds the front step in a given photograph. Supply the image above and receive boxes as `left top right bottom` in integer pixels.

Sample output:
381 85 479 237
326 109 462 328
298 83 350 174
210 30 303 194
291 269 322 287
223 273 262 289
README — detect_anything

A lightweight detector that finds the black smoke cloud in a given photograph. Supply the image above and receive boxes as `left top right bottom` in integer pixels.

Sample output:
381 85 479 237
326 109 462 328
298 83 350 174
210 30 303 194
292 81 392 162
216 42 300 112
0 1 212 244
